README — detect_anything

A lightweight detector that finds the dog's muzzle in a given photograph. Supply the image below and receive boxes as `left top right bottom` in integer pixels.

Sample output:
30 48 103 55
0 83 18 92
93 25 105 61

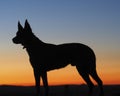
12 37 25 49
12 37 19 44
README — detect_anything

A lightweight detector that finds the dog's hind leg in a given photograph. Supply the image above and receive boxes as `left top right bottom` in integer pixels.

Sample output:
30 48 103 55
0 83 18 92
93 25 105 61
90 69 104 96
76 66 94 96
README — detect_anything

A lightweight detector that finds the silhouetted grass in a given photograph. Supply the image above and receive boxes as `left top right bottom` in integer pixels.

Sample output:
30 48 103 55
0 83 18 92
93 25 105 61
0 84 120 96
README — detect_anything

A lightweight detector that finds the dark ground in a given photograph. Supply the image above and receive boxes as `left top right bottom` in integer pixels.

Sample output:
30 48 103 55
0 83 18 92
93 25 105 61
0 85 120 96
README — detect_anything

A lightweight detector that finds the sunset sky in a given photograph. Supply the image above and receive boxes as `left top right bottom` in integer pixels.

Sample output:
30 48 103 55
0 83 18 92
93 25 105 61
0 0 120 86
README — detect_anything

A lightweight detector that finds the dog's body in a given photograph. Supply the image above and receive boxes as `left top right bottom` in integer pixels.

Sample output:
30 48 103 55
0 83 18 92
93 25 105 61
29 42 96 71
12 20 103 96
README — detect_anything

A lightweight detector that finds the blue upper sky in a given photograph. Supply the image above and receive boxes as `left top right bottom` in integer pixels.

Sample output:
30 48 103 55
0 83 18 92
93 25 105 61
0 0 119 44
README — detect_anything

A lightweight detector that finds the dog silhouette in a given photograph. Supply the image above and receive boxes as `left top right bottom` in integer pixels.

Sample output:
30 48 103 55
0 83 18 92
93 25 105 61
12 20 104 96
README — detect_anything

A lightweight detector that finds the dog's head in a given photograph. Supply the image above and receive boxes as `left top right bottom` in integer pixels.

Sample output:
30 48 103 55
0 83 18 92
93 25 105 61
12 20 33 47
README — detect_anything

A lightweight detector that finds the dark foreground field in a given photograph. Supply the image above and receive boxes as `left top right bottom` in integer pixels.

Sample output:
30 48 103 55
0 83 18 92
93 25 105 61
0 85 120 96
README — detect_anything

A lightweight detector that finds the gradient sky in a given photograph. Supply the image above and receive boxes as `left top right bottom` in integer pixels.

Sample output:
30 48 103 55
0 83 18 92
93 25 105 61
0 0 120 86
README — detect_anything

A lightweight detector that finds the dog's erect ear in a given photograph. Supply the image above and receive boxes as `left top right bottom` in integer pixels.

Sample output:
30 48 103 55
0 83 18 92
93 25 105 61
24 19 32 32
18 21 23 31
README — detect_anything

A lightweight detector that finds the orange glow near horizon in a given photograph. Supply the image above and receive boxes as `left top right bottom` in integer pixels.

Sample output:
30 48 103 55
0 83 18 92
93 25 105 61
0 60 120 86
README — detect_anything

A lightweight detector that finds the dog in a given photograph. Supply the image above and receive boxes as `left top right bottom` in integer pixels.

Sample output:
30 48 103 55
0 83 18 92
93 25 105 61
12 20 104 96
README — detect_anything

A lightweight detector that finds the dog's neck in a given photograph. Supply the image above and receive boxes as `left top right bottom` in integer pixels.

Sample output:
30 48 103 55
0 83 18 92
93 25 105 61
22 36 45 50
22 44 30 49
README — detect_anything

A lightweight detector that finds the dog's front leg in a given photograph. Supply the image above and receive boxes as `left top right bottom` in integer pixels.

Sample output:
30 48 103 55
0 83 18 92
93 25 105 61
42 72 49 96
34 69 40 96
